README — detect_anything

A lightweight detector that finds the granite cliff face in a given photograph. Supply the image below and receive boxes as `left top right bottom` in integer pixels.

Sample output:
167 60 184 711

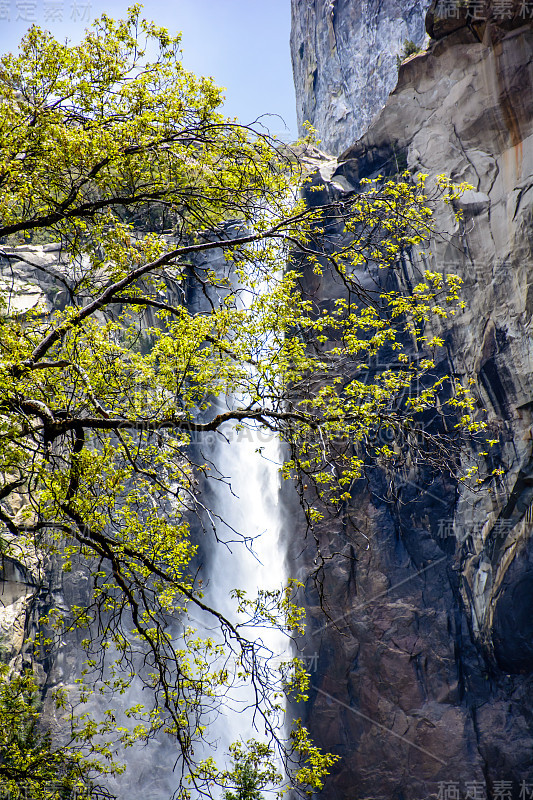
289 4 533 799
290 0 430 154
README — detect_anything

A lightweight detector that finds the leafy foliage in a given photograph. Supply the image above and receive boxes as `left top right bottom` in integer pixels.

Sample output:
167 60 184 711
0 666 113 799
396 39 424 67
222 741 280 800
0 7 487 798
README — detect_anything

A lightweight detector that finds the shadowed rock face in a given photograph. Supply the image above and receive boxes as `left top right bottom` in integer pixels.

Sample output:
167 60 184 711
290 0 430 155
288 10 533 800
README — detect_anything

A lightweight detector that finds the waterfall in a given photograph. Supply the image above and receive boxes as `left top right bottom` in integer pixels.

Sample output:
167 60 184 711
191 266 290 788
201 419 287 763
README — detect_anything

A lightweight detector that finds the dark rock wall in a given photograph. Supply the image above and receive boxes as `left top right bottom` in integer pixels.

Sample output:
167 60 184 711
289 7 533 800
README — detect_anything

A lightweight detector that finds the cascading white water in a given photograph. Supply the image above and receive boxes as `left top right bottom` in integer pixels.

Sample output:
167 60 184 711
198 417 288 774
180 245 294 795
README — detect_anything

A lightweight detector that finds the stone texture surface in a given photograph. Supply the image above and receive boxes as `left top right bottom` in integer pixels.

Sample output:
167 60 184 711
288 12 533 800
290 0 430 155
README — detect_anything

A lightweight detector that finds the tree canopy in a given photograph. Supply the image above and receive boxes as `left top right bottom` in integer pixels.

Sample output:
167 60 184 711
0 7 486 799
222 741 278 800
